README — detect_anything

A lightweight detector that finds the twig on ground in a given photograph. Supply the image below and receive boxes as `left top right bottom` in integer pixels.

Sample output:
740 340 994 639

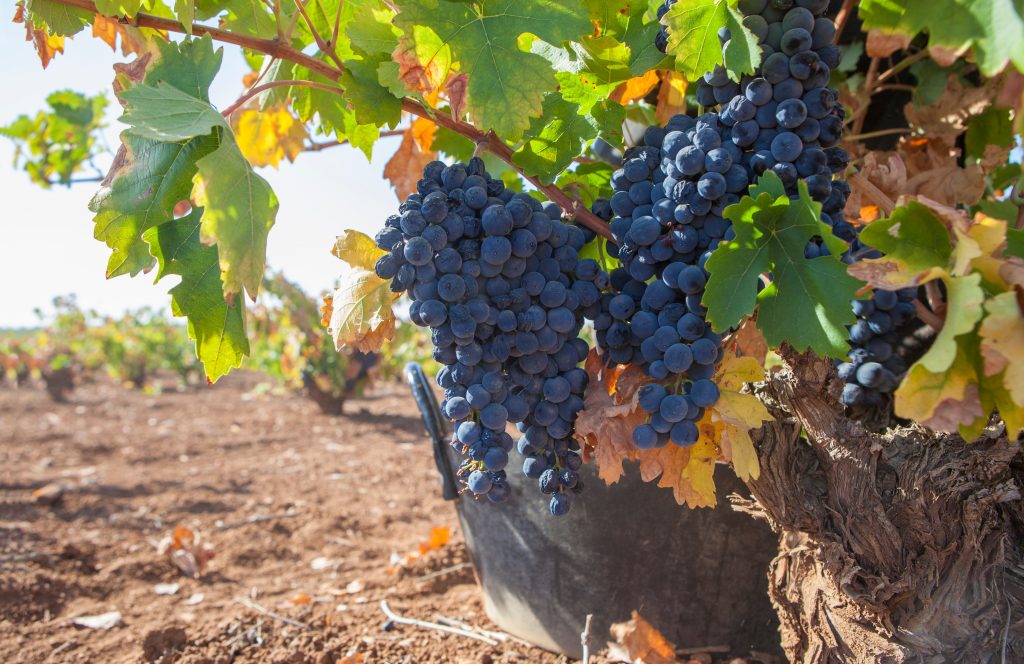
432 614 530 647
581 614 593 664
234 597 310 630
379 600 499 645
214 511 301 531
413 561 472 583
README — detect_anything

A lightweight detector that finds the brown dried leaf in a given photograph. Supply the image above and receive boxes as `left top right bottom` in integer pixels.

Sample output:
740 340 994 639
446 73 468 119
904 76 993 141
865 29 910 58
383 130 436 201
728 318 767 364
157 526 214 579
576 351 643 485
608 611 678 664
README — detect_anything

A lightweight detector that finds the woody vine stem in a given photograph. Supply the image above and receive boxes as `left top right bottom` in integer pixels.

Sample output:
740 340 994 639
51 0 614 240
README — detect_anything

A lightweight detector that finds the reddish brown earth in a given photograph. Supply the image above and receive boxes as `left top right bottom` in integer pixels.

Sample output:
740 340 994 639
1 374 777 664
1 373 583 664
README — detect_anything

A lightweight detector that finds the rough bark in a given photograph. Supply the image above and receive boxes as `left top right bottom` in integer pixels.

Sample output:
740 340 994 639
739 350 1024 663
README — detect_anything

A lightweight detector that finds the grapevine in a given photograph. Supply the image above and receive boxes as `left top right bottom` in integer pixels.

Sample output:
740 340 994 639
373 157 604 514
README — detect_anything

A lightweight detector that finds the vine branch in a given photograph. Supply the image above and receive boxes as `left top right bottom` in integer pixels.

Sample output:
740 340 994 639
50 0 613 240
220 79 342 117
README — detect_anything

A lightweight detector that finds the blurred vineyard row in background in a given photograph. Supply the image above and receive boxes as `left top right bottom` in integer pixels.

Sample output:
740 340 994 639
0 274 435 412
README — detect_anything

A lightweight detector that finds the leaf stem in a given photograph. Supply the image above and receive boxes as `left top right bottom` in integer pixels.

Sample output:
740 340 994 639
220 79 343 117
50 0 612 239
845 127 915 142
292 0 345 71
306 129 404 152
875 50 928 85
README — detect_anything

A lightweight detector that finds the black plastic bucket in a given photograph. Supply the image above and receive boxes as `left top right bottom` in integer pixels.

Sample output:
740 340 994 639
405 363 781 659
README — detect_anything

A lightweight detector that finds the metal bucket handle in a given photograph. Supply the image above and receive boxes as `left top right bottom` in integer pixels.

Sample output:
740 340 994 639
403 362 459 501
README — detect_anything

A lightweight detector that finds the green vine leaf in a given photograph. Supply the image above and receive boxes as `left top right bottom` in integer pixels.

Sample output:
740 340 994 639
25 0 92 36
859 0 1024 76
623 3 669 75
143 208 249 383
392 0 592 139
704 172 861 358
511 93 600 184
90 36 223 279
663 0 760 82
113 35 279 301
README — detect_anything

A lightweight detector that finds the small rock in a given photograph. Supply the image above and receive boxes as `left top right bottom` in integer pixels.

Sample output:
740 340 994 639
142 626 187 662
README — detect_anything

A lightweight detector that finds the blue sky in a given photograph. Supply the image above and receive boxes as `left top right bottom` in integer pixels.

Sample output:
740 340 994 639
0 21 403 327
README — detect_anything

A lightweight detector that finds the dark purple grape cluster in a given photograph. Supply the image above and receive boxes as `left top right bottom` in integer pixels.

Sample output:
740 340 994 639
373 157 608 516
691 0 852 251
655 0 677 53
587 115 736 449
837 287 919 406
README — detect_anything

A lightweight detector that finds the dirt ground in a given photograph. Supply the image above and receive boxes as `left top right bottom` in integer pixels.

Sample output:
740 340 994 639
2 373 595 664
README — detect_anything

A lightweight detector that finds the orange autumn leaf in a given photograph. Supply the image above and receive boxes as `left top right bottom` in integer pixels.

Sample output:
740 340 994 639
410 117 436 152
611 70 660 104
91 13 152 56
419 525 451 554
860 205 881 222
384 129 437 200
608 611 678 664
320 294 334 328
15 5 65 69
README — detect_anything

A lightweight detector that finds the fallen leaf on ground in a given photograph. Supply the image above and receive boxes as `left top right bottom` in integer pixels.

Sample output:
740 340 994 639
607 611 677 664
157 526 214 579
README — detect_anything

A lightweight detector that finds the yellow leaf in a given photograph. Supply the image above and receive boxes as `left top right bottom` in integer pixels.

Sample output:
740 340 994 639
655 71 686 126
714 352 766 391
328 231 399 352
895 348 983 432
331 230 386 271
714 392 767 481
233 104 308 168
610 70 660 104
978 291 1024 407
917 273 985 373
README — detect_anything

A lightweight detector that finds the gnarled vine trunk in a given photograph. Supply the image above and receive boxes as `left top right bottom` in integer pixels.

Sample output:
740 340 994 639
740 352 1024 663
